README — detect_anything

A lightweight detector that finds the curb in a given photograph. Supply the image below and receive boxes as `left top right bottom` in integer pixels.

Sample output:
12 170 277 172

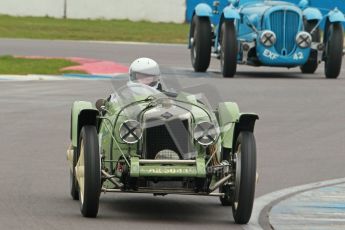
244 178 345 230
0 74 117 81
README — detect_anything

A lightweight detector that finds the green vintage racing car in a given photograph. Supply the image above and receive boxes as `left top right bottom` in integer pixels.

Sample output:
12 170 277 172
66 78 259 224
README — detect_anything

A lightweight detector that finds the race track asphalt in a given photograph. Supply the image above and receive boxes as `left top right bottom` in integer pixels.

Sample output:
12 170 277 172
0 39 344 230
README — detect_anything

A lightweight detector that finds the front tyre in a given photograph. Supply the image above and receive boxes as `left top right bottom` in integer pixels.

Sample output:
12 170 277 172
324 22 344 79
220 20 238 78
190 15 212 72
232 132 256 224
300 20 320 74
76 126 101 218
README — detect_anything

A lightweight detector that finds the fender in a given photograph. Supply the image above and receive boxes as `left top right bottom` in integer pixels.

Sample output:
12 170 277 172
71 101 99 147
188 3 212 48
303 7 322 21
195 3 212 17
218 102 240 149
232 113 259 151
327 9 345 23
222 5 240 20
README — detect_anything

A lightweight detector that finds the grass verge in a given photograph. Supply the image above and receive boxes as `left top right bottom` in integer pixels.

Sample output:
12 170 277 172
0 15 189 44
0 55 85 75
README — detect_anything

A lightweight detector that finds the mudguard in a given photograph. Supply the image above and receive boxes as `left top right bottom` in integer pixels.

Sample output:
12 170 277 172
223 5 240 20
231 113 259 150
195 3 212 17
71 101 99 147
303 7 322 21
328 9 345 23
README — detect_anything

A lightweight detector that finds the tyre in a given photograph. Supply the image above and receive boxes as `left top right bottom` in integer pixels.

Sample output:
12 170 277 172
70 146 79 200
232 132 256 224
190 15 212 72
75 126 101 218
324 22 344 79
300 20 320 74
220 20 238 78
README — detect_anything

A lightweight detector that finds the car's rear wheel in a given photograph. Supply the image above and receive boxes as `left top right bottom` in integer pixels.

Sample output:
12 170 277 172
232 132 256 224
76 126 101 218
70 146 79 200
220 20 238 78
324 22 344 79
300 20 320 74
190 15 212 72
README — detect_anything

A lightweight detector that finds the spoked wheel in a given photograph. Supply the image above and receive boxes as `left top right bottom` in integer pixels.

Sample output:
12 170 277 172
190 15 212 72
232 132 256 224
324 22 344 79
75 126 101 218
70 145 79 200
300 20 320 74
220 20 238 78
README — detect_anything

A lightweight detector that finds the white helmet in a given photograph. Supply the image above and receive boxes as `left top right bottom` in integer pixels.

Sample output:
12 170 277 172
129 57 161 87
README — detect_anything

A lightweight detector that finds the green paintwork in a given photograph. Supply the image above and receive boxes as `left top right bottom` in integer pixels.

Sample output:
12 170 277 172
129 156 206 178
70 101 95 147
218 102 240 149
68 84 258 195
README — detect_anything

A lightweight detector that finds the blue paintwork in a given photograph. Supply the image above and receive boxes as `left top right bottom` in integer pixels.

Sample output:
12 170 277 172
194 3 213 17
256 45 310 66
222 5 240 19
328 8 345 23
303 7 323 21
186 0 345 27
189 0 345 69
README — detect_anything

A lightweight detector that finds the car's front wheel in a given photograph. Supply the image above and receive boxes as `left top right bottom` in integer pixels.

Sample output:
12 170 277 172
232 132 256 224
190 15 212 72
76 126 101 218
220 20 238 78
324 22 344 79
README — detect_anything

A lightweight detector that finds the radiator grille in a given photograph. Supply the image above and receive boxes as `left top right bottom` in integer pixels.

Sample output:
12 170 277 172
269 10 300 55
143 119 191 159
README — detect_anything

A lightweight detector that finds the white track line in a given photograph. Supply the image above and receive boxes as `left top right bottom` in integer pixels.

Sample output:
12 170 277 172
244 177 345 230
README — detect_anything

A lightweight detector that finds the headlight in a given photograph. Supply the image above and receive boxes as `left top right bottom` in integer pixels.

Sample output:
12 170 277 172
296 32 312 48
119 120 142 144
260 30 276 47
194 121 218 146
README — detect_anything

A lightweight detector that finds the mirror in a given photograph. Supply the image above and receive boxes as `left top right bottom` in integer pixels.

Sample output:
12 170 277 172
96 99 106 111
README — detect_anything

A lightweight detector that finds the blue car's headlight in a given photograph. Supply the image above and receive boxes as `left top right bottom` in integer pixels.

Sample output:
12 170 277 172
260 30 276 47
296 32 312 48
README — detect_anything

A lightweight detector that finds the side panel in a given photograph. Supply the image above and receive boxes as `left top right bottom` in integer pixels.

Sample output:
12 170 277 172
218 102 240 149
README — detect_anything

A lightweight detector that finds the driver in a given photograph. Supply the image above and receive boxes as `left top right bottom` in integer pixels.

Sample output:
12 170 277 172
107 57 162 102
128 57 162 90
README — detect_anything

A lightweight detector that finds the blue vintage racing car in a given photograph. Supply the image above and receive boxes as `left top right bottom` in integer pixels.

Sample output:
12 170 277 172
189 0 344 78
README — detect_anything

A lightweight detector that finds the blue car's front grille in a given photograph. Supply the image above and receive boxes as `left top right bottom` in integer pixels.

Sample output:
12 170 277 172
269 10 300 56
